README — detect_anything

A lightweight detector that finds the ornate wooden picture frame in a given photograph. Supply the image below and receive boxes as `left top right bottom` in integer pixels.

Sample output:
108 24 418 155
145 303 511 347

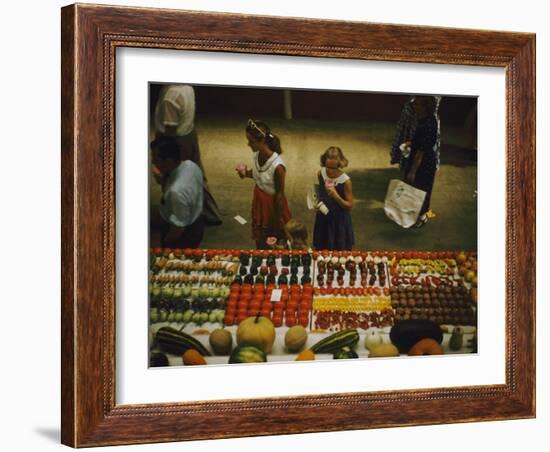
61 3 535 447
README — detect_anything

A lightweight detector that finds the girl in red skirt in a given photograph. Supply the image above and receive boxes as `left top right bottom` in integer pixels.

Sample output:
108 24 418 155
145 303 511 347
236 119 292 249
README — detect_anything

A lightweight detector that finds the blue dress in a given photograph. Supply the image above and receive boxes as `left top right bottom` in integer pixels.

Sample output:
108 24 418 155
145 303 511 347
313 169 355 251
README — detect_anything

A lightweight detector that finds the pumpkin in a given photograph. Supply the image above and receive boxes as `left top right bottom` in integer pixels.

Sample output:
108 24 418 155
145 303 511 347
285 325 308 352
236 314 276 354
390 319 443 354
296 349 315 361
182 349 207 365
408 338 444 356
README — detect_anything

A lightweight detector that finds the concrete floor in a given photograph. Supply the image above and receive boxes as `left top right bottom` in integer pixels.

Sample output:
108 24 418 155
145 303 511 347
150 116 477 251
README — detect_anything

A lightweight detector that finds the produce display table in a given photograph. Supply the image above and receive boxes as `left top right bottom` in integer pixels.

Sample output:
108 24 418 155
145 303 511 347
149 248 477 366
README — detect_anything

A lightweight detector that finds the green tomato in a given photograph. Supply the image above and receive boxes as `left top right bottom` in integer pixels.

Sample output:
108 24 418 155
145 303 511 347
167 311 176 322
174 312 183 322
183 310 193 323
216 310 225 323
150 308 159 323
159 309 168 322
192 312 201 324
161 287 174 299
208 311 218 323
200 312 209 323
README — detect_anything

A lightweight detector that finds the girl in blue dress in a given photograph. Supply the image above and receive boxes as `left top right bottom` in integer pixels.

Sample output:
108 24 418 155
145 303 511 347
313 147 355 250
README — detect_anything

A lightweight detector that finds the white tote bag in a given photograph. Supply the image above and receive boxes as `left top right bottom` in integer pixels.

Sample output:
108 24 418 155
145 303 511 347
384 179 427 228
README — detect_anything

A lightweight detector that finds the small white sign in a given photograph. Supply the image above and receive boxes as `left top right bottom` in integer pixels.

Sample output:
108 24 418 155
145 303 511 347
234 215 247 225
270 289 282 302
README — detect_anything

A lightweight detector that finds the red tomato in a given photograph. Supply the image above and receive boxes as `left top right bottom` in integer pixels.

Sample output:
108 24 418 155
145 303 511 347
285 316 297 327
224 314 235 326
261 309 271 319
287 300 298 310
272 315 283 327
249 299 261 309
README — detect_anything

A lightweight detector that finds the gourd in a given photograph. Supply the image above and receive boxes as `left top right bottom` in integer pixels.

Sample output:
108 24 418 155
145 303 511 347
209 328 233 355
229 344 267 364
149 352 169 367
364 330 384 351
236 314 276 354
389 320 443 354
310 329 359 354
182 349 207 365
333 346 359 359
368 343 400 358
296 349 315 361
285 325 308 352
156 327 211 356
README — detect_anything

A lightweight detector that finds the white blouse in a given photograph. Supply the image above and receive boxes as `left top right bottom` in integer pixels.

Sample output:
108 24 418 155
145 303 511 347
252 152 285 195
321 167 350 185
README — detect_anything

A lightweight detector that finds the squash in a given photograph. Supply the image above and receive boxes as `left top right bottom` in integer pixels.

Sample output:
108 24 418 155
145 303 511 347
285 325 308 352
310 329 359 354
149 352 169 367
368 343 400 358
364 330 383 351
156 326 211 356
209 328 233 355
408 338 444 356
182 349 207 365
236 314 276 354
333 346 358 359
229 344 267 364
389 320 443 354
296 349 315 361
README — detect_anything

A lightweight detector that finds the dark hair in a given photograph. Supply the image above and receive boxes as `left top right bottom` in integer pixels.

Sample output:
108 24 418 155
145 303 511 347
150 136 181 162
415 96 438 116
246 119 283 154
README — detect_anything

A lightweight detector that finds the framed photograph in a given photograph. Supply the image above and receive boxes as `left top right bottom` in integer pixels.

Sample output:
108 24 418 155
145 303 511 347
61 3 535 447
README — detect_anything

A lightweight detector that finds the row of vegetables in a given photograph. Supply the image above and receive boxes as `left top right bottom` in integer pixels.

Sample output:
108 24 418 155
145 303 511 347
150 316 475 367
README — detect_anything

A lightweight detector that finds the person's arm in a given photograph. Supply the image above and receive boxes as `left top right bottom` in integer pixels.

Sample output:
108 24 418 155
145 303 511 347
159 190 192 245
273 165 287 227
326 180 354 210
157 99 181 136
162 224 186 246
406 150 424 183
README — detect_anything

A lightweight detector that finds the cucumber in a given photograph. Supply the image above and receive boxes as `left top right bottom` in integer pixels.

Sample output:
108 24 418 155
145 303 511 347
310 329 359 354
156 327 211 356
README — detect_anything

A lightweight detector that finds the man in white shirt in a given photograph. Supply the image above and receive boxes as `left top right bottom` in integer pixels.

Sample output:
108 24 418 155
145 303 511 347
154 84 222 226
151 136 204 248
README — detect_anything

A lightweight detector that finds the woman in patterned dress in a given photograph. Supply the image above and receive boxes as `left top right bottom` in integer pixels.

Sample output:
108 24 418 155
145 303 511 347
404 96 442 227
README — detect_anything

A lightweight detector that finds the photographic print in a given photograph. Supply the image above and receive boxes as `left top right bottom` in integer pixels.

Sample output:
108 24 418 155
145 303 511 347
148 84 478 366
